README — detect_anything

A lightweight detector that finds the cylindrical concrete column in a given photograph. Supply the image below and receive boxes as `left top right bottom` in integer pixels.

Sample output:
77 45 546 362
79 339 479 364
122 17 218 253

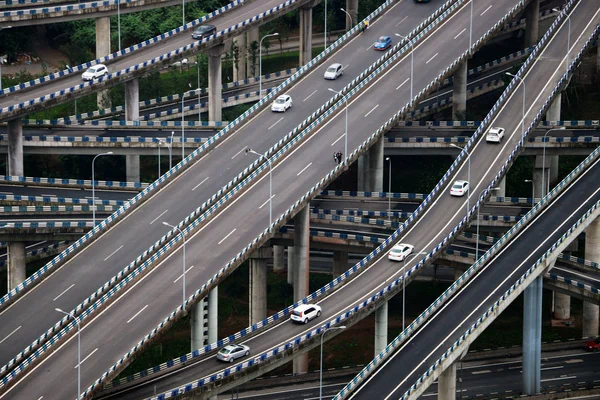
549 156 559 189
522 276 542 394
208 286 218 343
7 242 26 290
525 0 540 47
247 28 259 77
357 153 369 192
345 0 358 31
368 136 384 192
191 298 207 351
249 248 269 324
554 292 571 320
374 301 388 355
287 245 294 285
125 78 140 121
95 17 112 109
299 5 313 67
293 205 310 375
207 46 224 123
452 61 467 120
8 119 23 176
545 92 561 122
233 34 247 81
126 155 140 183
438 362 457 400
333 250 348 277
583 219 600 337
273 245 285 273
533 155 550 198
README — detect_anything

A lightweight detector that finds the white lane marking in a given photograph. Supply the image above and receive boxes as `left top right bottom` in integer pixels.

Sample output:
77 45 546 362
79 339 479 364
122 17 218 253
396 77 410 90
41 194 56 197
174 266 195 283
364 104 379 117
554 266 600 283
481 5 492 15
331 132 345 146
268 117 284 130
541 366 564 371
565 359 584 364
103 245 124 262
149 209 169 225
426 52 439 64
471 369 491 374
218 229 237 245
366 44 374 51
395 16 408 26
297 163 312 176
75 348 98 368
231 147 246 160
259 195 276 210
192 177 209 191
454 28 466 39
53 284 75 302
541 376 576 382
37 397 43 400
0 192 12 194
0 326 21 344
303 90 318 102
127 305 148 324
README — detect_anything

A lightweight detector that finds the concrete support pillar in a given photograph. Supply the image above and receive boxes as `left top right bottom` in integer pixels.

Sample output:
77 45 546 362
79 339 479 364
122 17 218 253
7 119 23 176
345 0 358 31
369 136 384 192
233 34 247 81
191 298 208 351
549 156 559 189
249 247 271 324
208 286 218 343
546 92 561 122
287 246 294 285
554 292 571 320
374 301 388 355
525 0 540 48
7 242 26 290
207 44 226 123
95 17 112 109
452 61 467 120
496 177 506 198
357 153 369 191
533 155 550 198
583 219 600 337
299 5 313 67
125 78 140 121
247 28 259 77
438 362 457 400
126 155 140 183
333 250 348 277
293 205 310 374
597 33 600 74
273 245 285 273
522 276 543 394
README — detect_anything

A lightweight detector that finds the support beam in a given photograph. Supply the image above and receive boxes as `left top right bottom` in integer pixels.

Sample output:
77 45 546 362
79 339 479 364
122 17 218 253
299 5 313 66
345 0 358 31
247 28 259 77
333 250 348 277
125 78 140 121
452 61 467 120
374 301 388 355
522 276 543 394
208 286 218 343
524 0 540 48
249 247 271 324
126 155 140 183
207 44 227 123
233 34 247 81
287 245 294 285
8 119 23 176
293 205 310 374
273 245 284 273
7 242 25 290
95 17 112 109
583 218 600 337
437 362 457 400
191 298 208 350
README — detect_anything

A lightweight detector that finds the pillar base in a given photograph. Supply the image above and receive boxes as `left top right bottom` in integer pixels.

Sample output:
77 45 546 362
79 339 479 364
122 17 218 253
8 242 26 290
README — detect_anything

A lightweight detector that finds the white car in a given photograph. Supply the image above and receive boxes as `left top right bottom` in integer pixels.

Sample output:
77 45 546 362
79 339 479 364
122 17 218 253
216 344 250 362
290 304 322 324
486 127 505 143
324 63 344 80
387 243 414 262
271 94 292 112
81 64 108 81
450 180 469 197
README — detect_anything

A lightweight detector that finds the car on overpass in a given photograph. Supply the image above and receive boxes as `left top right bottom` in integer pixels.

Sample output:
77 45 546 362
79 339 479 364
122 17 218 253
387 243 414 262
271 94 293 112
216 344 250 362
374 36 392 51
81 64 108 81
192 24 217 40
486 127 505 143
291 304 322 324
450 180 469 197
324 63 344 80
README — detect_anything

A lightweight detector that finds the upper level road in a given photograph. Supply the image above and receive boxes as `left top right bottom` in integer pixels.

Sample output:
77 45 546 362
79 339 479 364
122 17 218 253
0 0 440 380
0 1 527 397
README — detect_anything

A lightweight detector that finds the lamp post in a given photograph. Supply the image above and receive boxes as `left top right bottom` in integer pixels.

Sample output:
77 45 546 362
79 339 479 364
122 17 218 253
324 0 328 49
542 127 565 196
395 34 414 102
327 88 348 157
66 64 77 116
476 187 500 261
0 26 12 91
246 148 272 227
117 0 121 51
157 138 165 178
197 56 202 127
451 144 471 216
259 33 279 97
402 252 427 330
92 151 113 226
525 179 534 207
163 221 187 305
55 308 81 400
169 131 175 169
386 157 392 222
469 0 473 53
181 83 191 162
340 8 352 31
552 7 570 74
506 72 525 137
320 325 346 400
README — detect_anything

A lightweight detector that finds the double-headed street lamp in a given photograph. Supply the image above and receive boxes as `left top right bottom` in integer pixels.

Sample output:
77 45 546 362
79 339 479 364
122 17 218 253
55 308 81 400
450 143 471 216
475 187 500 260
328 88 348 158
259 33 279 96
92 151 113 226
246 148 273 227
524 179 534 207
163 221 187 306
395 34 414 102
0 26 12 92
506 72 525 137
320 325 346 400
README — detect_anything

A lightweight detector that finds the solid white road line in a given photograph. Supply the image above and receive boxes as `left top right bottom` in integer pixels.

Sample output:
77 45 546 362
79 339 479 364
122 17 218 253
481 5 493 15
297 163 312 176
426 52 439 64
564 359 584 364
541 376 576 382
541 366 564 371
454 28 466 39
127 305 148 324
303 89 318 102
53 284 75 302
365 104 379 117
331 132 346 146
396 16 408 26
268 117 284 130
259 195 276 209
396 77 410 90
192 177 209 191
554 266 600 283
75 348 98 368
37 397 43 400
103 245 124 262
231 147 246 160
0 326 21 344
471 369 491 374
174 266 195 283
218 228 237 245
149 209 169 225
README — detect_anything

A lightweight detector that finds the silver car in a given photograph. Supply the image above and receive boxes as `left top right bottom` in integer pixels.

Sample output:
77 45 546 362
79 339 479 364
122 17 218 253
324 63 344 80
216 344 250 362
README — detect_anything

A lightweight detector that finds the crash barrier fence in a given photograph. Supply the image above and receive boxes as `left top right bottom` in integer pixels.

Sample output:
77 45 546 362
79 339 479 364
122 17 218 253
0 174 146 190
0 241 71 271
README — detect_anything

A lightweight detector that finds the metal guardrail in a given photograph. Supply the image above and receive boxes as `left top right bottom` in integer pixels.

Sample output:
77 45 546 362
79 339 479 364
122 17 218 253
0 193 127 206
0 174 146 190
0 241 71 272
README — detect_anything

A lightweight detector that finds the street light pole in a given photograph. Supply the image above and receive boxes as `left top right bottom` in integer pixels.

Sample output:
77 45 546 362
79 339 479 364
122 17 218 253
396 34 413 102
506 72 525 137
525 179 535 207
451 144 471 216
469 0 473 53
328 88 348 157
324 0 328 49
55 308 80 400
246 148 272 227
163 222 186 305
259 33 279 97
92 151 113 226
197 56 201 127
158 138 165 178
476 187 499 261
117 0 121 52
340 8 352 31
169 131 174 169
320 326 346 400
386 157 391 222
0 26 12 92
182 83 191 162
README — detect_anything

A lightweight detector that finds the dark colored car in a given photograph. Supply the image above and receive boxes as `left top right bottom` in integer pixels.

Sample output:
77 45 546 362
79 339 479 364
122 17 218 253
585 338 600 352
192 24 217 40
